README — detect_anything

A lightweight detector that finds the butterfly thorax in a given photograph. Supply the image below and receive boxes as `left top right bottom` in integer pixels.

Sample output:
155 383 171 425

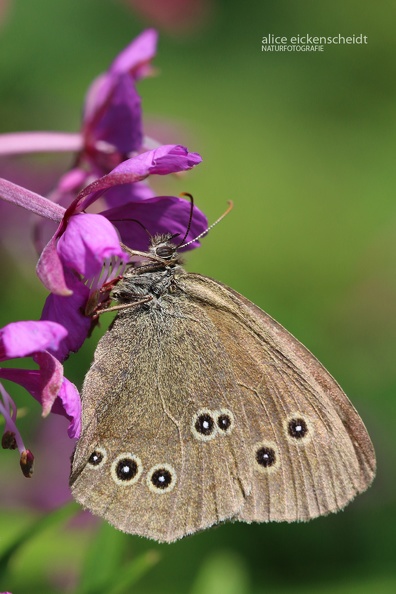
111 234 186 305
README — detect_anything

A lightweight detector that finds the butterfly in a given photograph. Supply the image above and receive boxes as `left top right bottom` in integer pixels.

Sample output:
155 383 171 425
70 232 376 542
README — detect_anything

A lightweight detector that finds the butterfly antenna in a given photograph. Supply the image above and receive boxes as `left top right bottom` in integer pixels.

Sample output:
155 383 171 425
174 192 195 248
178 201 234 249
111 218 153 240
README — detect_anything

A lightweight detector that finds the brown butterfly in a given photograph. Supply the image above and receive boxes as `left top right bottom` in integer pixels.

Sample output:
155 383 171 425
70 233 376 543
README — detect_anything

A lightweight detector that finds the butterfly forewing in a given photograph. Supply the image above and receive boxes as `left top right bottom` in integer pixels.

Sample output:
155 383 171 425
180 274 376 523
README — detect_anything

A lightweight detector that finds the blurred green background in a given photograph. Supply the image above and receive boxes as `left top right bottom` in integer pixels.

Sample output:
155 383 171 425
1 0 395 593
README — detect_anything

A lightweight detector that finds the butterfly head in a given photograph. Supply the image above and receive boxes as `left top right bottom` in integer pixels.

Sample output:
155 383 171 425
149 234 181 264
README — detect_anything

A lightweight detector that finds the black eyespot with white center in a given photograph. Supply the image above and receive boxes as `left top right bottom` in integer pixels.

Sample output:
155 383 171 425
215 408 234 435
116 458 138 481
256 446 276 467
191 409 217 441
147 463 177 494
87 447 107 469
89 451 103 466
253 442 280 473
196 414 214 435
111 453 142 486
288 418 308 439
152 468 172 488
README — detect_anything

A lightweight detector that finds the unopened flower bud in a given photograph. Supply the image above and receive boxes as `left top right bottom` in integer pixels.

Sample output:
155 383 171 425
1 430 17 450
20 449 34 478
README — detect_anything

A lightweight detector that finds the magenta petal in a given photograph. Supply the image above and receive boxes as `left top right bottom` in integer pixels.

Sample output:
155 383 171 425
0 369 45 402
103 195 208 251
111 144 202 176
111 29 158 77
37 234 72 296
51 377 81 438
40 273 92 361
76 145 202 211
83 72 113 127
102 180 156 209
57 167 89 194
0 321 68 361
0 365 61 417
146 144 202 174
57 213 127 279
33 351 64 417
0 368 81 439
91 74 142 153
84 29 157 127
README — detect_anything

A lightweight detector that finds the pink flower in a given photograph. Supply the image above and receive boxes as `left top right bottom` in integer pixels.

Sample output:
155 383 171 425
0 321 81 476
0 29 159 205
0 29 209 464
0 145 206 359
83 28 157 161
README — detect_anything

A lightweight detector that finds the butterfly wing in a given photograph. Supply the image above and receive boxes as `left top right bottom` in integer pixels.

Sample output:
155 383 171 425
70 295 252 543
179 273 376 523
71 269 375 542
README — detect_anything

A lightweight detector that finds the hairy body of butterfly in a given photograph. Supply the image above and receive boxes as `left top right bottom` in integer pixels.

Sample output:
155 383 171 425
70 234 376 543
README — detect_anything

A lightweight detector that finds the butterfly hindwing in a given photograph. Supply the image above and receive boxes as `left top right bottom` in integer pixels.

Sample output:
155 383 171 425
70 295 251 542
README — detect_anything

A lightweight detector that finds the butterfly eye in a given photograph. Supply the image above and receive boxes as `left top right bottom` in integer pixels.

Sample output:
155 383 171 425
253 442 280 473
156 245 175 259
147 463 177 494
111 453 143 486
216 409 234 435
87 447 107 468
191 409 217 441
287 417 309 440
